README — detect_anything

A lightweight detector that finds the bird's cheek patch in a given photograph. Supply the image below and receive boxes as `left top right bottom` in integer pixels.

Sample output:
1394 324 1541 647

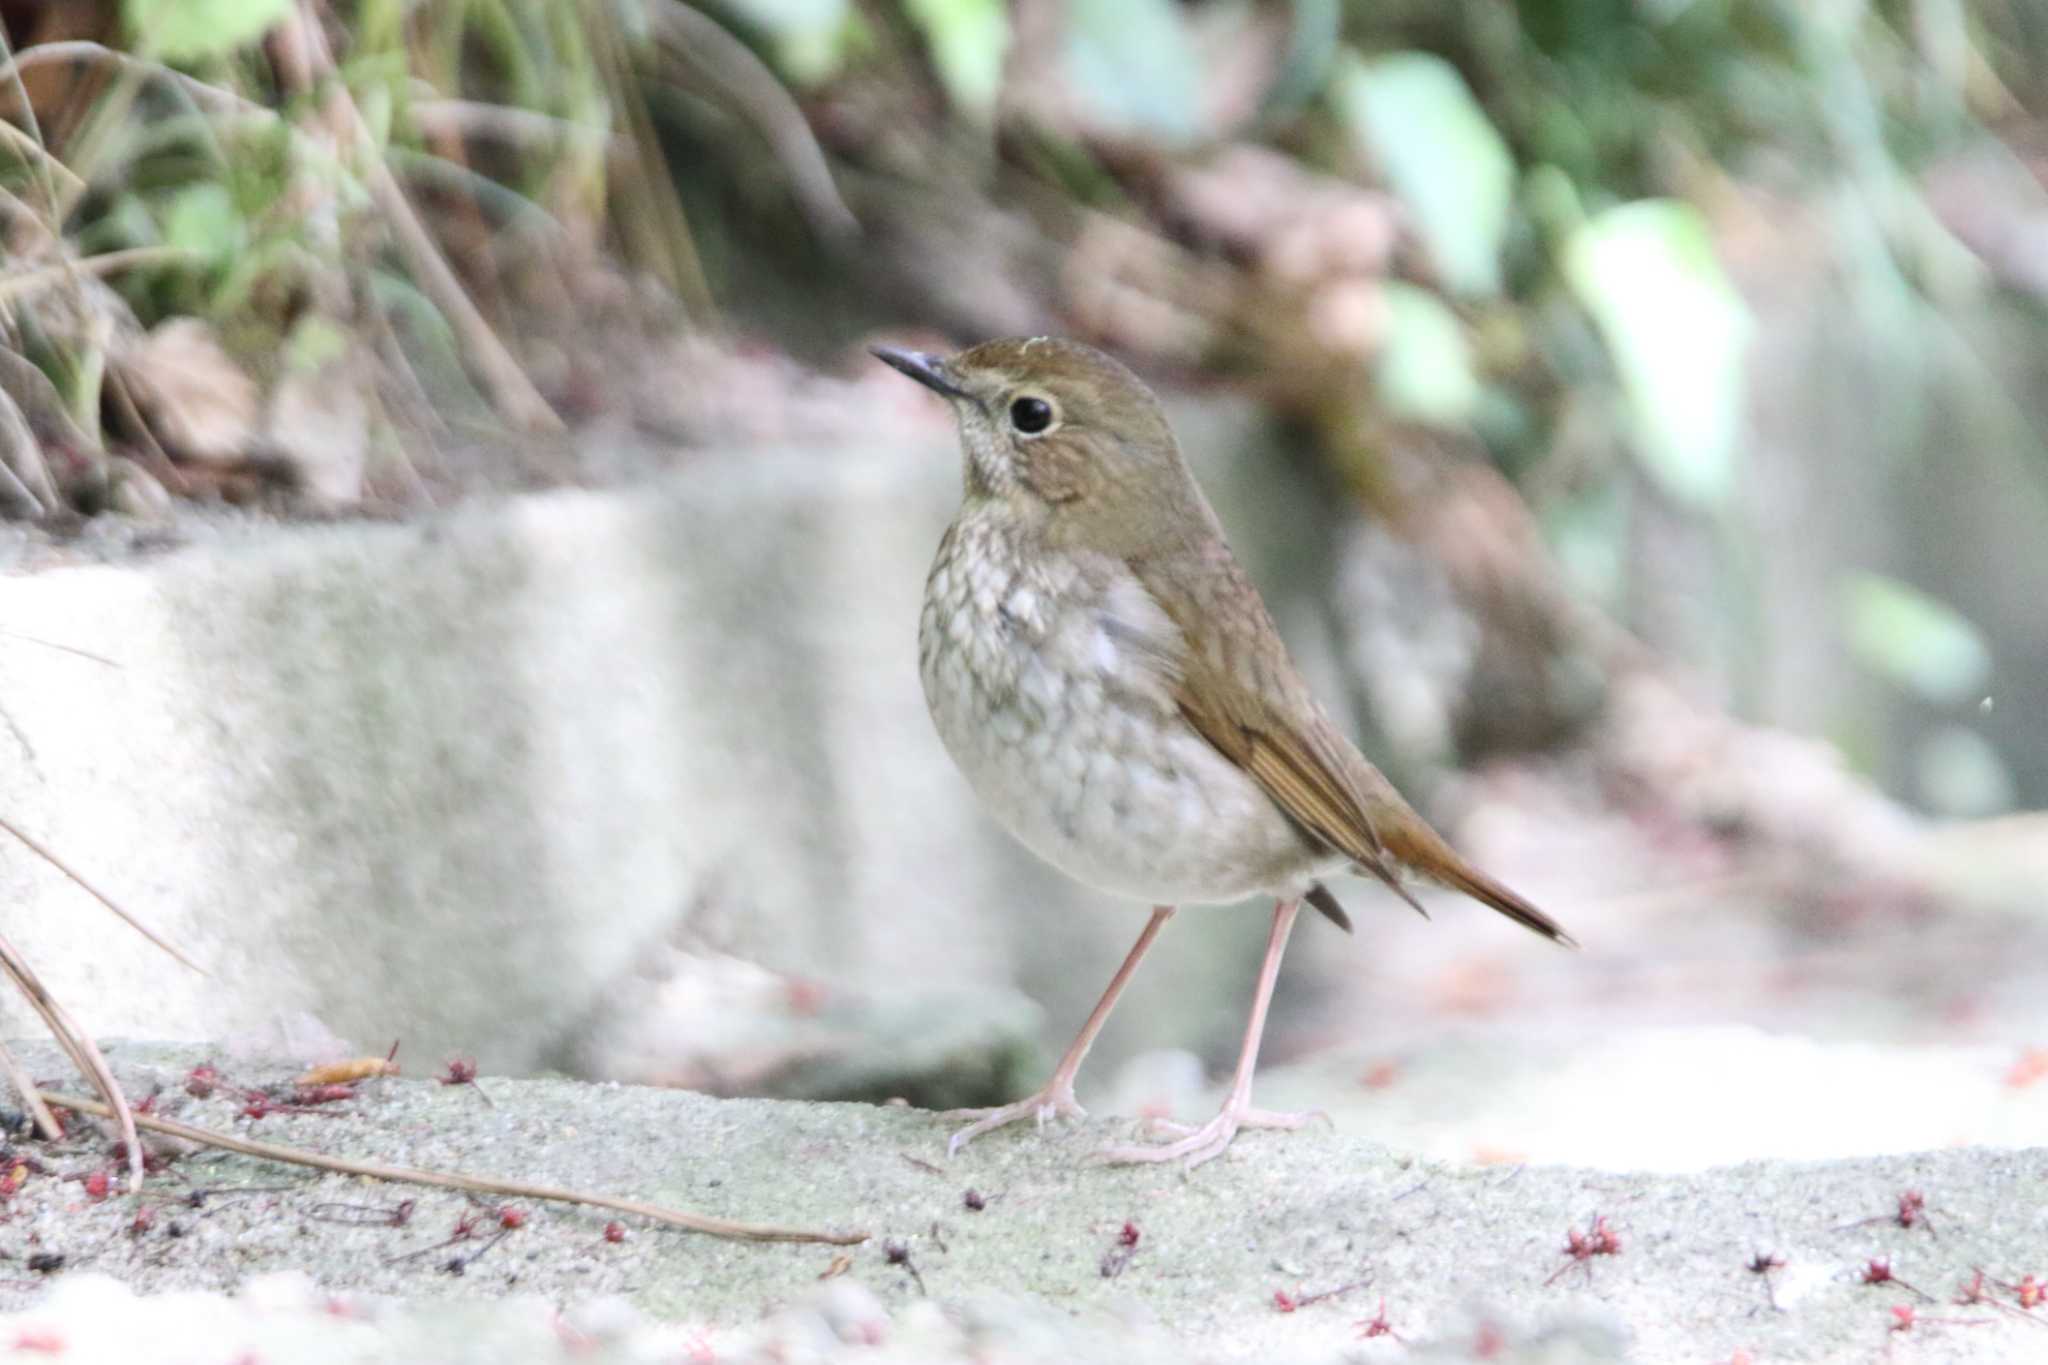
1019 443 1095 505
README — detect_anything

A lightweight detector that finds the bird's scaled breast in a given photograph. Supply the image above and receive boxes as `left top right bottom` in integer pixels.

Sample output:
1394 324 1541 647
918 518 1328 905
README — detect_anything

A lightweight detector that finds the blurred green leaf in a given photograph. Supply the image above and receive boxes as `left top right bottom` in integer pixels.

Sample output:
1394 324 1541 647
1334 51 1513 297
75 195 160 258
904 0 1009 118
123 0 291 62
1375 284 1479 424
1563 200 1749 508
357 81 394 153
1842 572 1991 705
1262 0 1342 119
1065 0 1202 145
1543 478 1627 606
1522 163 1584 245
1914 725 2013 817
161 183 245 264
721 0 852 83
722 0 847 33
212 238 316 319
284 316 351 375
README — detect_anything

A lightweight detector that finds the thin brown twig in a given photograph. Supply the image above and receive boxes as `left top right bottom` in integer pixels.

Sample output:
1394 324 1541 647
0 702 35 765
0 816 205 974
0 627 121 668
0 938 141 1191
37 1090 866 1245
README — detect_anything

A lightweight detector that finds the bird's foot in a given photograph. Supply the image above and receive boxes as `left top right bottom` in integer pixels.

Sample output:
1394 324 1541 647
942 1082 1086 1157
1095 1102 1326 1169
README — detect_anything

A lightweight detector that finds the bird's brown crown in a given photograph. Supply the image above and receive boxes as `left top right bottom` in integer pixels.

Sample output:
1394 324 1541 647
915 337 1213 558
948 337 1166 431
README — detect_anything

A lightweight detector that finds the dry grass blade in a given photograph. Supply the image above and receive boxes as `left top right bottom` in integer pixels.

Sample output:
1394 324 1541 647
0 246 204 304
0 186 59 253
0 816 205 974
648 0 859 244
0 422 48 519
3 40 267 225
0 936 142 1190
0 1040 62 1141
0 41 268 116
37 1090 868 1245
407 99 624 161
0 28 65 220
274 4 561 433
0 122 85 201
588 1 713 314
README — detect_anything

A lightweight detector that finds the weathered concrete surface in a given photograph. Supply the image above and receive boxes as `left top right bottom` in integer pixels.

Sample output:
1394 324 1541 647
1252 1026 2048 1171
0 400 1349 1089
0 1042 2042 1363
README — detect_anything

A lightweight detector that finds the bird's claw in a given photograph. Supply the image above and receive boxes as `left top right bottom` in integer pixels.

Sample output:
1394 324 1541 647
1096 1104 1324 1169
942 1085 1087 1157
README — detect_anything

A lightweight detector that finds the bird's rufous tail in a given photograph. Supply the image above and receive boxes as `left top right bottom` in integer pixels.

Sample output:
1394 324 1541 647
1379 818 1576 947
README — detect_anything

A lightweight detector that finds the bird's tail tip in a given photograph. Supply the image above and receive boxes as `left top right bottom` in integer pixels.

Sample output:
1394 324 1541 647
1380 825 1576 947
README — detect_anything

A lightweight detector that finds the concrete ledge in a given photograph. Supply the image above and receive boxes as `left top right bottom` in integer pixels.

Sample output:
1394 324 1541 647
0 403 1345 1089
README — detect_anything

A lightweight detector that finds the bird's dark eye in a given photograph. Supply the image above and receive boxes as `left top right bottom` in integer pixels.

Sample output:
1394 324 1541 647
1008 396 1054 434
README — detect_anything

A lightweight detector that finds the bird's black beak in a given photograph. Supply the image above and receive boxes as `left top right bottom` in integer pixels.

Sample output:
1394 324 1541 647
871 345 972 400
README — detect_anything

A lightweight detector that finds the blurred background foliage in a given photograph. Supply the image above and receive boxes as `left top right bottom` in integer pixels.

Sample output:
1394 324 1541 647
3 0 2045 826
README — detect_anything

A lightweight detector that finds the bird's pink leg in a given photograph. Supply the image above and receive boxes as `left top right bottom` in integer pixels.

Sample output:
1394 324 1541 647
1097 897 1322 1168
946 905 1175 1156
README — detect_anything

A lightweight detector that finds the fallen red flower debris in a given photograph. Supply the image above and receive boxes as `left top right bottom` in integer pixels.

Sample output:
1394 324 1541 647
1354 1298 1401 1340
1546 1214 1621 1286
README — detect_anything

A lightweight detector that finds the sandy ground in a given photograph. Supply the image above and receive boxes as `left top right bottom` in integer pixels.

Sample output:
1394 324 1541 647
0 1041 2040 1363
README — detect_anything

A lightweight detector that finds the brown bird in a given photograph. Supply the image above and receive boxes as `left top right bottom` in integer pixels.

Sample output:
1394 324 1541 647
875 336 1573 1166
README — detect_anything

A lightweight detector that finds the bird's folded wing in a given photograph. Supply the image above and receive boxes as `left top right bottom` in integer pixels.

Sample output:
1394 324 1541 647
1172 662 1385 867
1135 558 1572 945
1125 561 1397 871
1123 555 1438 923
